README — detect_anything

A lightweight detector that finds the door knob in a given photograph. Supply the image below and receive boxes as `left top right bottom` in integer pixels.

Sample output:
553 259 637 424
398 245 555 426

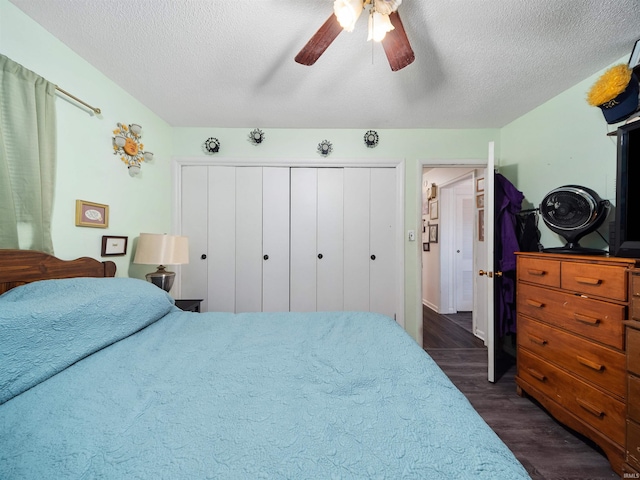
318 253 323 259
201 254 207 260
263 254 269 260
495 271 503 277
479 270 487 276
371 255 376 260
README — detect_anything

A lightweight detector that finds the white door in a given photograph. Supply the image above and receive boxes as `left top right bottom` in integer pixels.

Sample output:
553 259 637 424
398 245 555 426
262 167 290 312
455 191 474 311
290 168 318 312
208 166 236 312
180 165 209 310
235 167 263 312
475 142 497 382
317 168 344 311
344 168 371 311
369 168 396 318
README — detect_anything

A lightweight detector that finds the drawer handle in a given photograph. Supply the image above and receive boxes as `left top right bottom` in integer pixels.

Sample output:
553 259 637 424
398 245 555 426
525 299 544 308
576 355 604 372
574 276 602 286
574 313 600 326
526 367 547 382
527 269 547 276
576 398 605 418
528 334 548 346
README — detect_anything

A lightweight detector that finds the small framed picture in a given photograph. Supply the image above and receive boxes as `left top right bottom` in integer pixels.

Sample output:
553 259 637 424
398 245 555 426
478 209 485 242
476 194 485 208
629 38 640 70
429 200 438 220
429 224 438 243
101 236 128 256
423 242 430 252
76 200 109 228
476 177 485 192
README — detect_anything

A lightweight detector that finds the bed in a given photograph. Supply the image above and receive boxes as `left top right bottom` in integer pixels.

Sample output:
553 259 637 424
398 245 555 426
0 249 529 479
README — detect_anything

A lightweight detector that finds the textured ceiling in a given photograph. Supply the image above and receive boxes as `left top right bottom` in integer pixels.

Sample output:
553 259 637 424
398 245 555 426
8 0 640 129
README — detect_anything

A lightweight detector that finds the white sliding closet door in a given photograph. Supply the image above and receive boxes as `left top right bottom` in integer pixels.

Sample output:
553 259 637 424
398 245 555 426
209 166 236 312
180 166 209 311
317 168 344 311
369 168 396 319
343 168 371 311
262 167 290 312
290 168 318 311
235 167 263 312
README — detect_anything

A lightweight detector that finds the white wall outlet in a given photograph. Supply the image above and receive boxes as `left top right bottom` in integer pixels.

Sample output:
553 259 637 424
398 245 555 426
408 230 416 241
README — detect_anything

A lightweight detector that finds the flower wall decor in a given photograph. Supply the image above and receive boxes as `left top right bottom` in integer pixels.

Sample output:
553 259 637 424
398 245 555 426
112 123 153 177
248 128 265 145
364 130 379 148
317 139 333 156
203 137 221 154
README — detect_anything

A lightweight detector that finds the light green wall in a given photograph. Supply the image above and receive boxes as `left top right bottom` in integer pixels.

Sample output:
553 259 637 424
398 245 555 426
501 59 625 251
1 0 174 278
173 128 499 342
6 0 621 344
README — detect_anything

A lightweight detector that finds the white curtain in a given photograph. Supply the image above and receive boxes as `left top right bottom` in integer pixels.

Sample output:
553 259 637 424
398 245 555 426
0 54 57 253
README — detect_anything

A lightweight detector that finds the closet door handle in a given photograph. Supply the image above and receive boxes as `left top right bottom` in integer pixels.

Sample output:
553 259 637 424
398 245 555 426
371 255 376 260
263 254 269 260
201 254 207 260
318 253 323 259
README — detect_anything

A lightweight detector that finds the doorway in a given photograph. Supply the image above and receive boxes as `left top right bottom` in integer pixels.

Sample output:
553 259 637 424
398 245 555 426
421 166 485 345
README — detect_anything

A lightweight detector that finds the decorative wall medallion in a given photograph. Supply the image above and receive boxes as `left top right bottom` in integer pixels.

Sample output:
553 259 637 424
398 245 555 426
248 128 265 145
317 140 333 156
112 122 153 176
203 137 221 154
364 130 379 148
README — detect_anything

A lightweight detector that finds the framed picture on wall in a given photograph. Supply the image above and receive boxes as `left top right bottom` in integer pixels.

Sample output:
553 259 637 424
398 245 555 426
101 236 128 256
429 224 438 243
476 194 484 208
423 242 430 252
75 200 109 228
476 177 485 192
429 200 438 220
478 209 485 242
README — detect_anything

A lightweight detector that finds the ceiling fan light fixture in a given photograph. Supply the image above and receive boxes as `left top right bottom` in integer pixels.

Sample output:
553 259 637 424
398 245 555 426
368 10 394 42
333 0 364 32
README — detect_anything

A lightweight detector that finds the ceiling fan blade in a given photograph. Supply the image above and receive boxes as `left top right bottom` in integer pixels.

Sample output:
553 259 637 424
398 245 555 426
295 14 343 66
381 12 415 71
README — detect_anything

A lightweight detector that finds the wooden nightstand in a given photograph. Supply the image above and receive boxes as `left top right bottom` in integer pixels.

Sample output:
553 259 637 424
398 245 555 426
174 299 203 312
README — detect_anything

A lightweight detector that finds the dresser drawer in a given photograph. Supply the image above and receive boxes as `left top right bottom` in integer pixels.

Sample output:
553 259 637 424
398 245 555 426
631 272 640 321
517 256 560 287
627 419 640 471
518 316 625 398
517 283 625 349
561 262 628 301
629 374 640 422
628 327 640 377
518 349 625 445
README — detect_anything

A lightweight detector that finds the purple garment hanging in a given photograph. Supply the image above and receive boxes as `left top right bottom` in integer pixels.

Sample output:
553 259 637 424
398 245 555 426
494 173 524 337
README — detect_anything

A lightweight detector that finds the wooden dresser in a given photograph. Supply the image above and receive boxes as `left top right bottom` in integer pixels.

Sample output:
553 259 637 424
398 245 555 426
515 252 639 476
624 269 640 476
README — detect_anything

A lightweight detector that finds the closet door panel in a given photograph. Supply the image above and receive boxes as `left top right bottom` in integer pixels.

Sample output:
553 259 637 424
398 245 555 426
180 166 209 311
343 168 371 311
290 168 317 312
235 167 263 313
369 168 396 319
317 168 344 311
209 166 236 312
262 167 290 312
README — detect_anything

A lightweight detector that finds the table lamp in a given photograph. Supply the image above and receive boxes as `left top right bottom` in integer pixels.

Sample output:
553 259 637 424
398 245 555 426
133 233 189 292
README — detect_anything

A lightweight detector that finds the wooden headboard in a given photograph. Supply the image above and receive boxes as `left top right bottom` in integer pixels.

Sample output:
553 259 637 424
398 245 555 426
0 249 117 295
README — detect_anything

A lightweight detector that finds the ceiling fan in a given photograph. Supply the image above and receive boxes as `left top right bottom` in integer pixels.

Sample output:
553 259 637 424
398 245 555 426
295 0 415 72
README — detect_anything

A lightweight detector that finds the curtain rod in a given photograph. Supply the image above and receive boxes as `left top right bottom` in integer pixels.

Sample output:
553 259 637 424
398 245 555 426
55 86 101 115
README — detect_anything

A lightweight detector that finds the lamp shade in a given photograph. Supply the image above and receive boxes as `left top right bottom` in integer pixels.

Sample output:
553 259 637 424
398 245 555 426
133 233 189 265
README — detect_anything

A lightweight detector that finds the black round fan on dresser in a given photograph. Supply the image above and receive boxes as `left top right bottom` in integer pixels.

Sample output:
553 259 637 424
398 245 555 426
539 185 610 255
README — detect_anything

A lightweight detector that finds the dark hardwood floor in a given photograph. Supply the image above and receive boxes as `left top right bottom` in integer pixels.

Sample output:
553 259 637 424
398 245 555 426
423 306 619 480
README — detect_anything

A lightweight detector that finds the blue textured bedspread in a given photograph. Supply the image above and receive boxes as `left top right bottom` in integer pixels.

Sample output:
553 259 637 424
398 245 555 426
0 278 529 479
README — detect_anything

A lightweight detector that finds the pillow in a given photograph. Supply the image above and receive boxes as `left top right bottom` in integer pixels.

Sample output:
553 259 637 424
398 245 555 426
0 277 176 404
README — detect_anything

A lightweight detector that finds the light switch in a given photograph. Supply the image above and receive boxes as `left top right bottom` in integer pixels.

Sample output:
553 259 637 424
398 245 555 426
408 230 416 241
